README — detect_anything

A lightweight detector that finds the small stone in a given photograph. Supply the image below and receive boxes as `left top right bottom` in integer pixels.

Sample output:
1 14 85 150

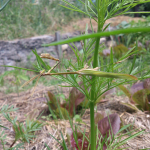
62 44 69 51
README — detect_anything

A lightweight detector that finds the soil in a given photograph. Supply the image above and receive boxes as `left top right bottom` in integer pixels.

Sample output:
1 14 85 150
59 15 145 33
0 16 150 150
1 82 150 150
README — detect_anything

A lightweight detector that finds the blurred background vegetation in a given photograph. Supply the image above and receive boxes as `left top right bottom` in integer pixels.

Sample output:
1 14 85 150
0 0 150 41
0 0 86 40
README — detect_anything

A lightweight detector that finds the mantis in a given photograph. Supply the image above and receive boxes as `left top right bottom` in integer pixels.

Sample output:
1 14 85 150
21 52 137 97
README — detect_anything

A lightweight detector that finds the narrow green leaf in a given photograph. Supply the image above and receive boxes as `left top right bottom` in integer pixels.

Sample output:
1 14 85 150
48 132 62 146
32 50 50 71
0 124 9 129
103 23 110 31
43 28 150 46
129 55 136 74
114 130 144 148
124 11 150 15
60 131 68 150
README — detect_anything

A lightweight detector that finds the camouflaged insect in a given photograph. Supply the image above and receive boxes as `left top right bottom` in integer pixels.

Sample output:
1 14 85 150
40 53 59 61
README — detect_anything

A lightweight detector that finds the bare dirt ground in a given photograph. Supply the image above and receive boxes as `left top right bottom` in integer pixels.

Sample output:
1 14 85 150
0 16 150 150
59 15 145 33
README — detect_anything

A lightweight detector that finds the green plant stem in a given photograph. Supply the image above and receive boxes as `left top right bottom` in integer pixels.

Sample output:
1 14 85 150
90 37 101 150
89 100 96 149
93 37 101 68
90 1 103 148
0 0 11 12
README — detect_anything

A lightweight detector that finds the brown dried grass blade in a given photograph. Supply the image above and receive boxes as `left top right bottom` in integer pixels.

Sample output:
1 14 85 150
30 74 42 97
21 74 41 88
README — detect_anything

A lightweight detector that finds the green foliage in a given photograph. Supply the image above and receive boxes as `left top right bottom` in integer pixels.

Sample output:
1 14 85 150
0 105 19 149
0 104 43 149
99 43 129 59
118 78 150 111
2 113 43 147
0 105 18 114
128 43 145 58
0 0 85 40
105 43 145 59
112 44 128 59
128 2 150 17
68 113 144 150
116 17 150 46
0 69 30 95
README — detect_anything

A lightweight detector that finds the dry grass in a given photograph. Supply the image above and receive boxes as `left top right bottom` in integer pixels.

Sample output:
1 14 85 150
0 83 150 150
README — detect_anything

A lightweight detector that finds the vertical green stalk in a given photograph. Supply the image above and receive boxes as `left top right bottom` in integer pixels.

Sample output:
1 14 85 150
89 100 96 149
90 0 103 149
90 36 101 150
